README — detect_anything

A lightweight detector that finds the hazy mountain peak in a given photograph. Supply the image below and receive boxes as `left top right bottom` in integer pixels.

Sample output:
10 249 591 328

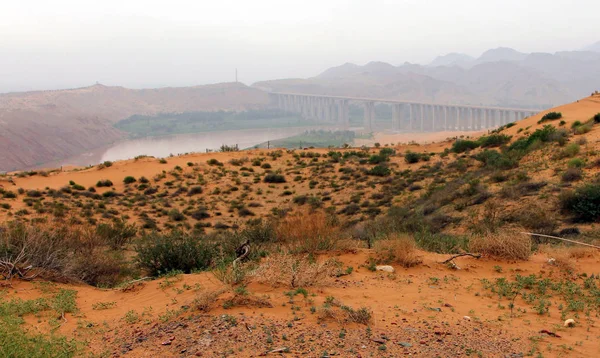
477 47 528 63
584 40 600 52
317 62 360 78
428 53 475 67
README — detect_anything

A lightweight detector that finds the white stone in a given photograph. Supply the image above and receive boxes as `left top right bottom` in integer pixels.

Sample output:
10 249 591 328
376 265 395 273
564 319 575 327
463 316 471 321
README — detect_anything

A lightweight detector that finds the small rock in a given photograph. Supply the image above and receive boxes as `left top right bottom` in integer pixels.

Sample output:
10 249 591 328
564 319 575 327
376 265 394 273
548 258 556 265
398 342 412 347
463 316 471 321
161 340 172 346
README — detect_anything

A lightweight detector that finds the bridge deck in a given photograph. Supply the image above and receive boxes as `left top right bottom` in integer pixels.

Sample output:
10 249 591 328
270 92 538 113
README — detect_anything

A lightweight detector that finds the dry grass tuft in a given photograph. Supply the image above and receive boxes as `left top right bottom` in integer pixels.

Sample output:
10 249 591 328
374 234 423 268
253 253 338 288
276 209 342 253
226 293 272 309
193 289 226 312
538 244 595 272
469 231 531 261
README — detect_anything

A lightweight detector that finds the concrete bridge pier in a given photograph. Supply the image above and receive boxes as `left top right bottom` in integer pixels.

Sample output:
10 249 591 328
391 104 400 132
363 102 375 132
337 100 349 129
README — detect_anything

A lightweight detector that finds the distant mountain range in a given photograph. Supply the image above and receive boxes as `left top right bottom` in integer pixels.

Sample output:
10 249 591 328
2 41 599 172
254 42 600 110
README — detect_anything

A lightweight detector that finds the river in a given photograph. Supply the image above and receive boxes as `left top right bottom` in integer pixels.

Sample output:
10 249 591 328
46 126 333 169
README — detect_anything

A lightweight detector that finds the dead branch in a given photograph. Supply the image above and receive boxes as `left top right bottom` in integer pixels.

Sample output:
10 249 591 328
521 232 600 249
442 253 482 264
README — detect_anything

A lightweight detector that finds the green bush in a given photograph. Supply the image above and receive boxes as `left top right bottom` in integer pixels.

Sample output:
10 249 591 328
567 158 585 168
264 173 286 183
451 140 480 153
368 154 388 164
168 209 185 221
404 151 421 164
560 183 600 222
594 113 600 123
478 134 511 148
123 176 136 184
96 218 137 250
367 165 391 177
187 186 203 196
136 231 215 275
473 149 517 170
538 112 562 123
207 158 223 166
561 143 580 158
96 179 113 187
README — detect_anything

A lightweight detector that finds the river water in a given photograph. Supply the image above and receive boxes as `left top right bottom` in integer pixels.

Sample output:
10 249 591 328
49 126 331 168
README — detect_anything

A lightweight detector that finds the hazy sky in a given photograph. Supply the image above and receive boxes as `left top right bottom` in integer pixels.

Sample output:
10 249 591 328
1 0 598 93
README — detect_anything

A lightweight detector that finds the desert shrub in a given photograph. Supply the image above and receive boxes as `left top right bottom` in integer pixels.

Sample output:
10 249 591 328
367 165 391 177
96 218 137 250
561 168 583 182
404 151 421 164
96 179 113 187
123 176 136 184
264 173 286 183
238 207 254 217
469 231 531 260
2 191 16 199
26 190 42 198
0 222 129 286
560 183 600 222
70 250 128 287
451 140 479 153
368 154 388 164
135 231 215 276
594 113 600 123
568 158 585 168
254 253 338 288
373 234 422 268
190 209 210 220
276 209 341 253
187 186 203 196
340 203 360 215
478 134 511 148
414 232 468 254
538 112 562 123
168 209 185 221
572 120 594 135
561 143 580 158
207 158 223 166
504 205 558 236
473 149 517 170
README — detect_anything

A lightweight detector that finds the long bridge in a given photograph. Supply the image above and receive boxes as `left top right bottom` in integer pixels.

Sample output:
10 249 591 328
269 92 540 132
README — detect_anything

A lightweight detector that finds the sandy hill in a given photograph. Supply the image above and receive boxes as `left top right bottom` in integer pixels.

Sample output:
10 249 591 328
2 94 600 357
0 82 269 172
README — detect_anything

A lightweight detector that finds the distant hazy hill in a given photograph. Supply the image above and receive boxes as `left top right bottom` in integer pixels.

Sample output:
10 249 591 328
255 46 600 110
428 53 475 68
584 40 600 52
0 82 269 171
